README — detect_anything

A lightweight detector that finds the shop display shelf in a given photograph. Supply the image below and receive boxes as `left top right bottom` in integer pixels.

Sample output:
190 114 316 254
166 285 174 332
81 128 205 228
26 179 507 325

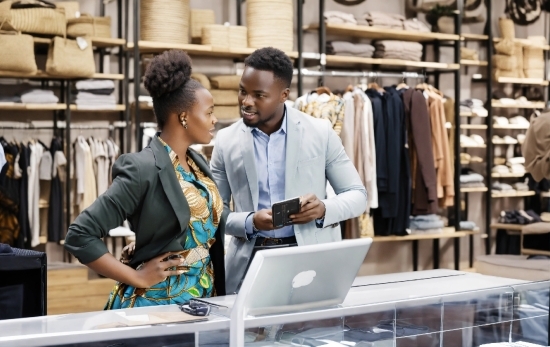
491 172 526 178
461 124 488 130
461 187 488 193
34 37 126 48
304 23 460 42
0 71 124 81
323 55 459 70
460 111 485 117
491 191 536 198
461 144 487 148
493 124 530 129
496 77 549 86
372 228 481 242
493 37 550 50
0 103 67 111
492 100 546 109
127 41 298 59
70 104 126 112
461 60 488 66
461 33 489 41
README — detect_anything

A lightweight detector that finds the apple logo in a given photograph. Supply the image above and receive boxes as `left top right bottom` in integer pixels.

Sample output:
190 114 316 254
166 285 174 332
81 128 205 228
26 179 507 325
292 270 316 289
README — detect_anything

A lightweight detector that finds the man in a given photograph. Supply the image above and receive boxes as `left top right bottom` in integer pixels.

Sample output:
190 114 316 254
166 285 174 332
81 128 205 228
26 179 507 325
210 47 367 294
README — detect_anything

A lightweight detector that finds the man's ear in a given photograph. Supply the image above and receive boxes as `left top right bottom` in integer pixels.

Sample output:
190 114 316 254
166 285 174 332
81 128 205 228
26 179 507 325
280 88 290 103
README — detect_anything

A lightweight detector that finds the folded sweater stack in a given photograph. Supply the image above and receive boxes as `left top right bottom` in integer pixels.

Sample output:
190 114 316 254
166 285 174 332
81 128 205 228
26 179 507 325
373 40 423 61
21 89 59 104
409 214 444 233
73 80 116 109
327 41 375 58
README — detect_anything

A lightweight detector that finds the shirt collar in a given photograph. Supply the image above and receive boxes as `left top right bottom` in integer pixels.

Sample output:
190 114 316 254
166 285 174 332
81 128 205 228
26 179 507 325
252 106 287 135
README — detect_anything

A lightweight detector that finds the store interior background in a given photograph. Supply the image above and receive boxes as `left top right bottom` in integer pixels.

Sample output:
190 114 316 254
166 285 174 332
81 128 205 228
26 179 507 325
2 0 547 275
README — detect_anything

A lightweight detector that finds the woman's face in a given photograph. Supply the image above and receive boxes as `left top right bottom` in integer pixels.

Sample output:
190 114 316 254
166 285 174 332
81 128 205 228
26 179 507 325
187 88 217 144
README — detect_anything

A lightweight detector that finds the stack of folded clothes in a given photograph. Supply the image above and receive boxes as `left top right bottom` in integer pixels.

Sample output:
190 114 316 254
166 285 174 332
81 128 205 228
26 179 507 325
499 210 542 225
73 80 116 109
362 11 404 29
324 11 357 25
326 41 375 58
409 214 445 233
460 99 488 116
460 153 483 165
20 89 59 104
460 169 485 188
460 221 478 230
493 181 515 192
373 41 423 61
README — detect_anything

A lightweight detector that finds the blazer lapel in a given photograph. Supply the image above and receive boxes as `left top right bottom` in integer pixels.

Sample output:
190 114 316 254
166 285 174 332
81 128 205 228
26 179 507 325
150 137 190 232
240 123 259 209
285 108 303 199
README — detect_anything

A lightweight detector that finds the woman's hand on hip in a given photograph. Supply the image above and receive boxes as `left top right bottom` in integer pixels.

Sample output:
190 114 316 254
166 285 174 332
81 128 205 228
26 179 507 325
134 252 185 288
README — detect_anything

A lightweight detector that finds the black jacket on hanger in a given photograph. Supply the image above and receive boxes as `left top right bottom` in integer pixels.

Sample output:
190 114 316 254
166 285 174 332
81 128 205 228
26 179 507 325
48 138 63 243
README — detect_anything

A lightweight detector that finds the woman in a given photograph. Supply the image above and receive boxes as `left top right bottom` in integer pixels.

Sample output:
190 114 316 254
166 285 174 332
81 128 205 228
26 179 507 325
64 50 227 309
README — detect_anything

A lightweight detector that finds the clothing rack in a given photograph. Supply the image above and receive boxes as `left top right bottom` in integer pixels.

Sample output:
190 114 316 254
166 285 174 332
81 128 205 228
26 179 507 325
298 69 426 80
0 122 127 130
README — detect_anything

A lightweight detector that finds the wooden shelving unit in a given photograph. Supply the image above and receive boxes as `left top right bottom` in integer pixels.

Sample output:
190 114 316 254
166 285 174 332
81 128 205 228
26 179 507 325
0 103 67 111
492 100 546 109
461 124 488 130
33 37 125 48
492 191 536 198
491 172 526 178
461 187 489 193
304 23 460 42
70 105 126 112
373 228 480 242
127 41 299 59
0 71 124 80
324 55 459 70
493 124 530 130
461 60 488 67
461 144 487 148
461 33 489 41
496 77 549 86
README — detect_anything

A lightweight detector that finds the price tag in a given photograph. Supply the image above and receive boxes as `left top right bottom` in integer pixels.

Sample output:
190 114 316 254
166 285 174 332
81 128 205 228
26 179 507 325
76 37 88 51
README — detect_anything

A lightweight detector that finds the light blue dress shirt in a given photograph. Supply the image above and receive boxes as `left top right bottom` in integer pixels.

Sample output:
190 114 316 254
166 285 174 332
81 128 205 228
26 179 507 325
245 111 295 238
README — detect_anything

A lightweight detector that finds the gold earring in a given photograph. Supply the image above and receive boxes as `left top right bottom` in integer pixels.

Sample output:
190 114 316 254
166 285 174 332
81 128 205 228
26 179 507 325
181 117 188 129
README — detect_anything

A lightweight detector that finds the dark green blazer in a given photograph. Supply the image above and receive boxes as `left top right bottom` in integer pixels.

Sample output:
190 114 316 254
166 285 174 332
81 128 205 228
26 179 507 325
64 136 228 295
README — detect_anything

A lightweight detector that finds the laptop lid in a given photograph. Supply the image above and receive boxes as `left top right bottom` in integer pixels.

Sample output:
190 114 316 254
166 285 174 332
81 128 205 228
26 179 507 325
236 238 372 317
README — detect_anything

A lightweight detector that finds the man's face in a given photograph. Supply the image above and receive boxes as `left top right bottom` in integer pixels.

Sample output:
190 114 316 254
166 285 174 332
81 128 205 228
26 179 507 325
238 67 288 128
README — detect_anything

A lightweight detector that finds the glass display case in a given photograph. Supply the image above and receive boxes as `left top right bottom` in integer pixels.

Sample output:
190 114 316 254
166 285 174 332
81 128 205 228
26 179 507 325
230 271 550 347
0 270 547 347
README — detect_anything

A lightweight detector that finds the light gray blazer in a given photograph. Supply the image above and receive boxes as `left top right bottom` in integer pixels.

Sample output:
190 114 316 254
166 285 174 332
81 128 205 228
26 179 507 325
210 107 367 294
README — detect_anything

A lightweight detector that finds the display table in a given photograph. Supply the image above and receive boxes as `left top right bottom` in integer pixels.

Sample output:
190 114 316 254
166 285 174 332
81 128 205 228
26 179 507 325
0 270 548 347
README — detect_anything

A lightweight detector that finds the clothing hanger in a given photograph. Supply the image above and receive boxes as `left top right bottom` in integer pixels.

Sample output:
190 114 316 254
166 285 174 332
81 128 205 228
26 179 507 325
345 84 354 93
367 75 384 93
396 76 409 90
315 86 332 95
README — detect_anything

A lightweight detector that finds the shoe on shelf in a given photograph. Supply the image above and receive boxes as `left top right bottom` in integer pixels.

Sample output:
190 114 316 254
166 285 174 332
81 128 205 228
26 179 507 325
503 135 518 144
493 116 509 126
509 115 530 126
470 134 485 146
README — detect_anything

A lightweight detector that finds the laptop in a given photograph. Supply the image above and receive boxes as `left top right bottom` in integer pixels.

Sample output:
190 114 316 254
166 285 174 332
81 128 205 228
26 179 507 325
233 238 373 316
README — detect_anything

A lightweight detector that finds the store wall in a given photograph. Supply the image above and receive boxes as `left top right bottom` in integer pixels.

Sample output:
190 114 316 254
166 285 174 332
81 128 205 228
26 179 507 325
5 1 547 273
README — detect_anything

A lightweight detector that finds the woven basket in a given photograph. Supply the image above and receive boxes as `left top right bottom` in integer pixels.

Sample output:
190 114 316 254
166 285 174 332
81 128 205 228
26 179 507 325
499 17 515 40
191 73 211 89
141 0 189 44
492 54 517 71
46 36 95 77
524 69 545 79
210 75 241 90
190 9 214 40
495 39 515 56
229 26 247 49
493 69 518 79
202 24 229 49
523 46 544 70
211 90 238 106
514 42 525 78
214 105 240 120
9 6 66 36
67 15 111 38
247 0 293 52
0 31 37 74
56 1 79 20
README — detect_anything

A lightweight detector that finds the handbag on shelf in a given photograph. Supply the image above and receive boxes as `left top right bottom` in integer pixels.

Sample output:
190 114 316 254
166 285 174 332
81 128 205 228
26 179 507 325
8 0 66 36
67 14 111 38
0 20 37 74
46 36 95 77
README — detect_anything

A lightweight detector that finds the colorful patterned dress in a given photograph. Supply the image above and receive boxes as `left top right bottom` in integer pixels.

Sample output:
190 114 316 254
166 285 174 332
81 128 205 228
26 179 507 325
105 139 223 309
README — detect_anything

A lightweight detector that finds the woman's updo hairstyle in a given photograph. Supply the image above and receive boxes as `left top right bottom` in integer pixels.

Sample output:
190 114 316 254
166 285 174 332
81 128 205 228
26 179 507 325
144 50 203 129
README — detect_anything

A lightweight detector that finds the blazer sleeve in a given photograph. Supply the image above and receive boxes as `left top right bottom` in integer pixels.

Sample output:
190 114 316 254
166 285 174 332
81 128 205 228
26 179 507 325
321 122 368 228
64 154 142 264
210 138 250 240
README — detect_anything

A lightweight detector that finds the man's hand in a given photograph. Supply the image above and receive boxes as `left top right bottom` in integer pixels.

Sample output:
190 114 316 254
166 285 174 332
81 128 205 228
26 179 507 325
290 193 326 225
253 208 275 230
